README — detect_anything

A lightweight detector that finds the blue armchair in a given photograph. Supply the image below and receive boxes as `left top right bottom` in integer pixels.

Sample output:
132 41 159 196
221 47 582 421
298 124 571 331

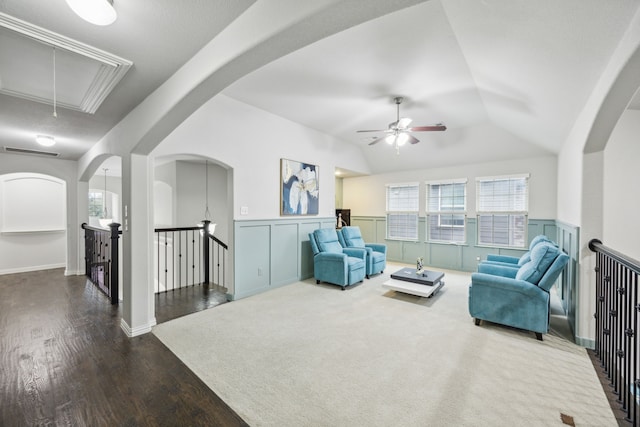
337 226 386 278
469 242 569 340
309 228 366 290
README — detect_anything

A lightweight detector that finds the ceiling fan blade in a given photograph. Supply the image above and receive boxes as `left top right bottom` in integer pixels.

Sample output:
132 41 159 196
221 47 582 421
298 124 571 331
357 129 391 133
408 124 447 132
368 136 388 146
408 134 420 144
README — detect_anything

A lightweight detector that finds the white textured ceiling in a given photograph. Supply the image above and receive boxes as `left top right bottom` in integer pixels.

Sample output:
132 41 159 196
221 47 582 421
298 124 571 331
222 0 640 173
0 0 639 175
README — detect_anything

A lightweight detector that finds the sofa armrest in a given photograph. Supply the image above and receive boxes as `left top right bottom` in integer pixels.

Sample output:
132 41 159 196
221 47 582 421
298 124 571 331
315 252 347 262
343 247 367 259
477 263 519 278
366 243 386 254
470 273 546 298
486 254 520 264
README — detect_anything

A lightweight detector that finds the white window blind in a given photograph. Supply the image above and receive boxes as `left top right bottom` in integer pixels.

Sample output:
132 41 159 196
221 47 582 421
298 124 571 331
476 175 529 248
426 180 467 243
386 183 419 240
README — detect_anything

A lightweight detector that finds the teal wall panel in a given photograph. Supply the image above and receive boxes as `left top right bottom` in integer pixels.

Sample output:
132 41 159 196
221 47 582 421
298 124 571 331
556 221 580 340
271 223 299 286
234 224 271 299
233 217 334 299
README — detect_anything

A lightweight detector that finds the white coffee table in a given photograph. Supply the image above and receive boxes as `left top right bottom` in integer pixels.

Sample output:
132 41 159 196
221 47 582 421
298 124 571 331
382 268 445 298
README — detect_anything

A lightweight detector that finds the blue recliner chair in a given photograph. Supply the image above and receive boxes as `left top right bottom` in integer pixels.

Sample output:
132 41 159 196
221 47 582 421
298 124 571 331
337 226 386 278
309 228 366 290
469 242 569 340
480 234 555 269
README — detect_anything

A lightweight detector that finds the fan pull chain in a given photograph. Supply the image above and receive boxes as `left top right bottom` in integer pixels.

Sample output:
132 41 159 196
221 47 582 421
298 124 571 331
52 47 57 118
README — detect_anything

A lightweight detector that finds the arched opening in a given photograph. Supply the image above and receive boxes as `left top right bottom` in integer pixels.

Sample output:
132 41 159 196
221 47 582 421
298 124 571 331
152 154 234 323
0 172 67 274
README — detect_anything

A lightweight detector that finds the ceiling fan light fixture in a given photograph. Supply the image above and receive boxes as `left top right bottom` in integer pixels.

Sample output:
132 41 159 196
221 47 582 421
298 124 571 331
36 135 56 147
385 134 396 145
396 133 409 146
65 0 117 26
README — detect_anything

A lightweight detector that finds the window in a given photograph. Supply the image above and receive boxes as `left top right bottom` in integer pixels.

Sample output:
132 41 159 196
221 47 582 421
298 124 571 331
476 175 529 248
88 191 104 217
426 180 467 243
386 183 419 240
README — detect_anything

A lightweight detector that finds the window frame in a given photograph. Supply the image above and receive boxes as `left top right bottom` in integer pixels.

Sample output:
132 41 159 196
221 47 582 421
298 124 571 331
385 182 419 241
475 174 529 249
88 190 105 218
425 179 467 244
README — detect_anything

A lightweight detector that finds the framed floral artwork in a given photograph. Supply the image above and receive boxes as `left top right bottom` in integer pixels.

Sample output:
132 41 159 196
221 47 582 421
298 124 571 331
281 158 319 215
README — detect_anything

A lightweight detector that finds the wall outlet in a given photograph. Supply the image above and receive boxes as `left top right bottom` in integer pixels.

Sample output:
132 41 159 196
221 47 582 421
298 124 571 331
240 206 249 215
258 267 262 276
476 256 481 262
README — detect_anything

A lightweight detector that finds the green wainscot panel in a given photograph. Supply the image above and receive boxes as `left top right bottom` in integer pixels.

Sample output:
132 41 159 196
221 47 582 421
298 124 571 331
234 224 271 299
271 223 299 286
300 221 322 280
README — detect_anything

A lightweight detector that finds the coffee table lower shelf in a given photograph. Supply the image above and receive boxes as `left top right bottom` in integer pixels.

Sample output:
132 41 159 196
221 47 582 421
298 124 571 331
382 277 444 298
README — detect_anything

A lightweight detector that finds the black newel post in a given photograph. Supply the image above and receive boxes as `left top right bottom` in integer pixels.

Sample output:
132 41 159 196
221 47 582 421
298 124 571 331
109 223 121 305
202 220 211 285
81 223 92 279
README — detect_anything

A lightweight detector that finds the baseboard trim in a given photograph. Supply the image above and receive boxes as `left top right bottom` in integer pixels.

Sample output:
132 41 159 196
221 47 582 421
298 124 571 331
575 336 595 350
0 263 66 275
120 318 156 337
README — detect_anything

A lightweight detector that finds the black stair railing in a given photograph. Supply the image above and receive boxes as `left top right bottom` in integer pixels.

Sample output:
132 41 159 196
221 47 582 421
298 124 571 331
81 222 121 305
589 238 640 425
154 220 228 293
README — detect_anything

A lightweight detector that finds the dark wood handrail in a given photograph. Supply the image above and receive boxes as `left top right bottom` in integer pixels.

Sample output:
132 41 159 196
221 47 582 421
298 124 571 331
154 225 228 250
209 234 228 250
589 238 640 274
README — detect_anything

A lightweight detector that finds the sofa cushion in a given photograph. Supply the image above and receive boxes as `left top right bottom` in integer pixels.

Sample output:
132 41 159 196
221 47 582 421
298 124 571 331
341 227 366 247
517 251 531 266
516 243 560 285
528 235 552 250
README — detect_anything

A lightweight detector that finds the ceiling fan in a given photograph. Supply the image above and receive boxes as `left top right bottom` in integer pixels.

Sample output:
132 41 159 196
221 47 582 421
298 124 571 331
357 97 446 154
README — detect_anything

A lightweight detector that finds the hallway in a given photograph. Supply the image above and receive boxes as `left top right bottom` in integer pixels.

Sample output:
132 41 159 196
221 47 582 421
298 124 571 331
0 269 246 426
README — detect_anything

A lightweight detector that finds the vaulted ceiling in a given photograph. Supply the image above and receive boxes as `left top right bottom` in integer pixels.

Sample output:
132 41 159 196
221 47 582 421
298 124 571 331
1 0 639 175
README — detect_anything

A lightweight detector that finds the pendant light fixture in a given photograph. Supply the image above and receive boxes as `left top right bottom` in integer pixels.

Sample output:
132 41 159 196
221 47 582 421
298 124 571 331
199 160 216 235
98 168 113 228
65 0 117 26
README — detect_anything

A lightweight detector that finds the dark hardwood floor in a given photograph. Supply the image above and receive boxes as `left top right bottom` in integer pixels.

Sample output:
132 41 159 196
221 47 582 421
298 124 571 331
0 269 248 427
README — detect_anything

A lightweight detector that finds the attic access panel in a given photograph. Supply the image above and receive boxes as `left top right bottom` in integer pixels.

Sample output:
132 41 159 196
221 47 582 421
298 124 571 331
0 12 132 114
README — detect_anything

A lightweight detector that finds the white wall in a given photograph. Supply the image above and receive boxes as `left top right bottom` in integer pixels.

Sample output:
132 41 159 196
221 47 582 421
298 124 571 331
88 175 122 226
154 161 177 227
176 160 229 243
151 94 371 220
0 153 81 275
343 156 557 219
603 109 640 260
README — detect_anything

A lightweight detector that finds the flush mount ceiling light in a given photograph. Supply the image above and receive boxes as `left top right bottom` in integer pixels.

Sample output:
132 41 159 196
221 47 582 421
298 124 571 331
36 135 56 147
65 0 117 26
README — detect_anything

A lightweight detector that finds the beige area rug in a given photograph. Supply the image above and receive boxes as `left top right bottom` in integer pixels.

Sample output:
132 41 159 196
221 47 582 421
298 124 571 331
153 264 616 427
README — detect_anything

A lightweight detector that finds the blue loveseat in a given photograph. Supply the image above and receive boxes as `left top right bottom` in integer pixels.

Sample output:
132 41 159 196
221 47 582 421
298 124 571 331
468 240 569 340
309 228 366 290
